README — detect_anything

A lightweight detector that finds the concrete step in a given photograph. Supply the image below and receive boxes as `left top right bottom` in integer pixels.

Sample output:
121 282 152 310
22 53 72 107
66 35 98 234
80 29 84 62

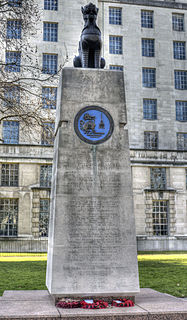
0 288 186 320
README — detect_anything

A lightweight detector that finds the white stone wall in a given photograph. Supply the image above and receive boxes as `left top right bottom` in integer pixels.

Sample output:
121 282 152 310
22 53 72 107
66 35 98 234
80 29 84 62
131 150 187 242
99 1 187 149
0 145 53 241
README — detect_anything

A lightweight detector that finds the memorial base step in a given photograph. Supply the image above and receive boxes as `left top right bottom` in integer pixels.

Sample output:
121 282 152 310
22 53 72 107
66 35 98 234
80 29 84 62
0 288 186 320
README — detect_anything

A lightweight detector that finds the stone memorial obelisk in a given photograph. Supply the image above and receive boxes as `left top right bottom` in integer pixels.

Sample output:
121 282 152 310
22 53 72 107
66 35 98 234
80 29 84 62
46 3 139 300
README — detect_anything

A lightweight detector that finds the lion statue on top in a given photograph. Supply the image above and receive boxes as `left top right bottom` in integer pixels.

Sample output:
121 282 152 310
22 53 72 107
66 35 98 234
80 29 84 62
73 3 105 69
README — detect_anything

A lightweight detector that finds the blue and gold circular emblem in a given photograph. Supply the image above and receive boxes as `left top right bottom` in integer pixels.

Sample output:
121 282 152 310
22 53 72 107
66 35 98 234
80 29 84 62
74 106 114 145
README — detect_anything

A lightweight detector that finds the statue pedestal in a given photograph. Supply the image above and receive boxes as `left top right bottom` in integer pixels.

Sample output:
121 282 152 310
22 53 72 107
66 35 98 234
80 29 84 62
46 68 139 299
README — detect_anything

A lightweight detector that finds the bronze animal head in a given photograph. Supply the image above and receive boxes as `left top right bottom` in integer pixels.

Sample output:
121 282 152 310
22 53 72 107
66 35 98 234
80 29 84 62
81 2 99 25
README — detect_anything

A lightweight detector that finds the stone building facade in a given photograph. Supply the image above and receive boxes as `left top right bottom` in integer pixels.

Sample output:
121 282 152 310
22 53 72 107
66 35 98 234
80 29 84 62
0 0 187 251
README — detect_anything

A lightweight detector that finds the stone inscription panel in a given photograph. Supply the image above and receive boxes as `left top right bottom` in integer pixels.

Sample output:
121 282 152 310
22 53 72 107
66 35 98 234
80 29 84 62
54 194 135 249
56 148 132 196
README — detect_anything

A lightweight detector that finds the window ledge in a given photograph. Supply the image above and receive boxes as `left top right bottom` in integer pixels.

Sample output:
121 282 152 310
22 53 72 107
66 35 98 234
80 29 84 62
31 187 51 190
144 188 176 192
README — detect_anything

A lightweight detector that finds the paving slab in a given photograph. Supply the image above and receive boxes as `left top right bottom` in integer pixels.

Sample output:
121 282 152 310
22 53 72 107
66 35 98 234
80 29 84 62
58 305 148 317
2 290 52 301
136 288 187 312
0 289 186 320
0 300 60 319
58 315 148 320
135 288 187 320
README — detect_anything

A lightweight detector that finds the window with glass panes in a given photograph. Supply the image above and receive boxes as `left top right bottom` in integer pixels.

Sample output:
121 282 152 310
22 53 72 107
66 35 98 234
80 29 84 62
41 122 55 145
44 0 58 10
109 65 123 71
109 36 122 54
143 99 157 120
173 41 186 60
109 7 122 25
8 0 22 7
177 133 187 150
176 101 187 121
150 168 166 190
42 54 57 74
40 165 52 187
39 199 49 237
175 70 187 89
0 199 18 237
7 20 21 39
142 68 156 88
144 131 158 150
3 121 19 144
4 86 20 106
1 164 19 187
42 87 57 109
172 13 184 31
152 200 168 236
5 51 21 72
141 10 153 28
142 39 154 57
43 22 58 42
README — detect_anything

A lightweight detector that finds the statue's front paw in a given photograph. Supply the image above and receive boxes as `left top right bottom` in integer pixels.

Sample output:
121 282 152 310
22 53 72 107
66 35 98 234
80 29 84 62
73 56 82 68
101 57 105 69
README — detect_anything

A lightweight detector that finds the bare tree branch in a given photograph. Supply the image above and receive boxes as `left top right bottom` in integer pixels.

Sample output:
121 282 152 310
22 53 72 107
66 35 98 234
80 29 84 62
0 0 67 142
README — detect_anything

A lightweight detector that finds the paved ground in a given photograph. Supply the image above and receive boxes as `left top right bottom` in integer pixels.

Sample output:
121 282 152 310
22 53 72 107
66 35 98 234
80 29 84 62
0 288 187 319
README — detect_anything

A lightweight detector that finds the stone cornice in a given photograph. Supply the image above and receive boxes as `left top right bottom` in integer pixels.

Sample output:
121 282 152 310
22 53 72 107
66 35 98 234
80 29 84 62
130 149 187 165
99 0 187 10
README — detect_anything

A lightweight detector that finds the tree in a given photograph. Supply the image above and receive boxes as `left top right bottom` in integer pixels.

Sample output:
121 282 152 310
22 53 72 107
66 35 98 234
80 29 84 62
0 0 66 143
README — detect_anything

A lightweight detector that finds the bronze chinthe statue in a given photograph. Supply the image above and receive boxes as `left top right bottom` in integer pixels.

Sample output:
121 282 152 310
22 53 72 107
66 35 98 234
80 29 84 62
73 3 105 69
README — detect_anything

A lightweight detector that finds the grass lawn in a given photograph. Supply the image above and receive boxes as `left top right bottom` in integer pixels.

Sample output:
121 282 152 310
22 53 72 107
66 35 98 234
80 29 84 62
0 252 186 298
138 252 187 298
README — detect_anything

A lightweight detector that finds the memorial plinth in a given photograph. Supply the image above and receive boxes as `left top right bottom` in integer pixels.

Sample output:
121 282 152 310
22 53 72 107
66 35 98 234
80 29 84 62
46 67 139 299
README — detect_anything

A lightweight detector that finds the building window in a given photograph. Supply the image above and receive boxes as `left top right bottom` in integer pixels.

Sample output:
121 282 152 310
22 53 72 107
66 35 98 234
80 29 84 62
1 164 19 187
44 0 58 10
109 36 123 54
42 54 58 74
177 133 187 150
143 99 157 120
142 39 155 57
5 51 21 72
109 7 122 25
172 13 184 31
41 122 55 145
173 41 186 60
144 131 158 150
40 165 52 188
142 68 156 88
150 168 166 190
0 199 18 237
7 20 21 39
141 10 153 28
176 101 187 121
175 71 187 90
4 86 20 106
39 199 49 237
43 22 58 42
3 121 19 144
42 87 57 109
8 0 22 7
109 65 123 71
152 200 168 236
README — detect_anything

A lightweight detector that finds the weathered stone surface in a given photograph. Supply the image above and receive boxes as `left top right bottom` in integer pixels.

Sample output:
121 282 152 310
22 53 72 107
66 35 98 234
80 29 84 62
0 289 187 320
2 290 52 301
46 68 139 296
0 300 60 318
